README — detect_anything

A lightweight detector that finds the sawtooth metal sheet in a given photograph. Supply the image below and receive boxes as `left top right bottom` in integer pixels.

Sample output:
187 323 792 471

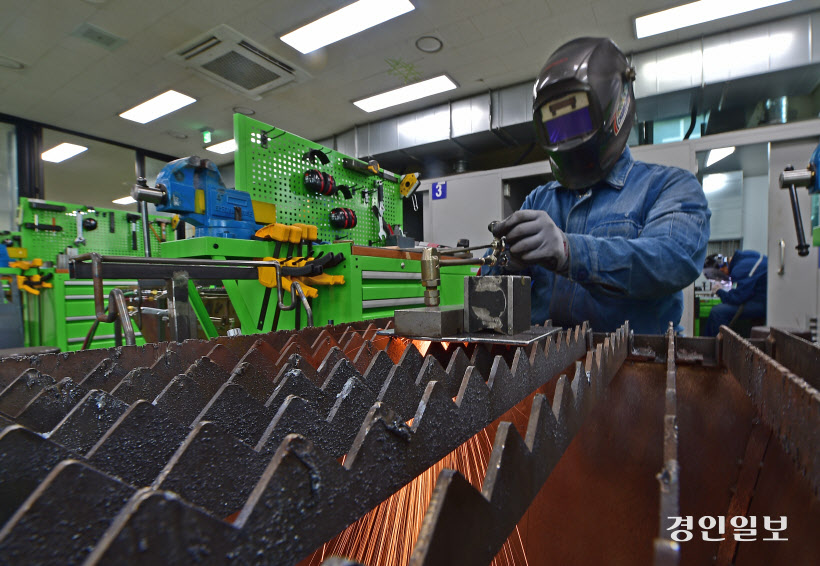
408 322 629 566
0 317 590 565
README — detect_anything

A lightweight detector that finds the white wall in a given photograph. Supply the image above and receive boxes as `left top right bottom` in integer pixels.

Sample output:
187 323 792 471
741 175 769 254
420 161 548 247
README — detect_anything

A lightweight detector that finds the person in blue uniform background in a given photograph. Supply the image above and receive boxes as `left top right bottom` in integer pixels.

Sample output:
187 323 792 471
486 37 711 335
702 250 767 336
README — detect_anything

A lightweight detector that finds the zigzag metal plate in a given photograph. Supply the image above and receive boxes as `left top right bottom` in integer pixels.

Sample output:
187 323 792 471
0 318 611 565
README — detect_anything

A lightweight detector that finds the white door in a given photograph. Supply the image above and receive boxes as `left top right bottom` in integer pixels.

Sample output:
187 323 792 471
767 138 820 330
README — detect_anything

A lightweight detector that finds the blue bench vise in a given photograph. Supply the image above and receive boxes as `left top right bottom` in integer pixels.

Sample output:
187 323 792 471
132 156 257 239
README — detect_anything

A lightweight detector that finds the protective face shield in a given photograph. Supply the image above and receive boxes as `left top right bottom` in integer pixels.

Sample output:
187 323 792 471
533 38 636 190
703 254 729 281
704 253 728 270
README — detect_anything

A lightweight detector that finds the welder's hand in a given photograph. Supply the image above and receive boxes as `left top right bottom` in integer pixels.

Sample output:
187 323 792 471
492 210 569 272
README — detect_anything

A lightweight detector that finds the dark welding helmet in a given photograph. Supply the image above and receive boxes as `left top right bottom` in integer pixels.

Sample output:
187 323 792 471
533 37 636 189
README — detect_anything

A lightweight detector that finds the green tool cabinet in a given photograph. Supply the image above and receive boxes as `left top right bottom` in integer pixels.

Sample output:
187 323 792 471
37 272 147 351
14 197 173 352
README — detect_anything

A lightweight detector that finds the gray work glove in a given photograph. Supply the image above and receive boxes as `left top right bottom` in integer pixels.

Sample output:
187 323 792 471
492 210 569 272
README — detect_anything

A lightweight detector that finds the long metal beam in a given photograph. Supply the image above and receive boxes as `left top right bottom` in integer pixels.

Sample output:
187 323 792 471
720 327 820 497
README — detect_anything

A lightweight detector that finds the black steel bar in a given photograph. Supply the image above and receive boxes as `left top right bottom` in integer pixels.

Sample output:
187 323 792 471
787 183 811 256
48 390 130 454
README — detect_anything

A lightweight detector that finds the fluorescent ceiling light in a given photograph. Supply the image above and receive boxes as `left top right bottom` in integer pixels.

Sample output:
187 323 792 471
112 196 136 205
206 139 237 154
354 75 457 113
635 0 793 39
41 143 87 163
706 146 735 167
119 90 196 124
281 0 414 54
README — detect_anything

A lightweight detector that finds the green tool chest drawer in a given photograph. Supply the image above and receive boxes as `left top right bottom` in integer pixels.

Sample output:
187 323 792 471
40 275 146 352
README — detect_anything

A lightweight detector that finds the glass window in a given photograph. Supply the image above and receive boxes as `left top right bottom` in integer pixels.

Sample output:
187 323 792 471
145 156 167 188
695 143 769 256
0 122 18 231
633 63 820 147
652 113 708 144
42 129 136 209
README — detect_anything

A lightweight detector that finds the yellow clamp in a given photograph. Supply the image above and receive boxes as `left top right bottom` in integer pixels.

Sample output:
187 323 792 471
255 223 287 242
257 256 318 298
300 273 345 287
255 223 302 248
16 275 39 295
28 274 52 289
10 258 43 270
292 223 318 242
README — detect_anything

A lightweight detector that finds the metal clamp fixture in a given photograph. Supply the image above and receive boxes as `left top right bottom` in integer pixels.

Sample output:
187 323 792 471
72 253 315 342
778 144 820 257
395 223 507 338
83 252 136 348
419 222 507 308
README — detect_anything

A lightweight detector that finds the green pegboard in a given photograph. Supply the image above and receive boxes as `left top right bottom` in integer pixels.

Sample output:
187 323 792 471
17 198 175 260
233 114 402 245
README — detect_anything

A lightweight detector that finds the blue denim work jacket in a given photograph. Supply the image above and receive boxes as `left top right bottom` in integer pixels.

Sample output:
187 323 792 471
487 147 710 334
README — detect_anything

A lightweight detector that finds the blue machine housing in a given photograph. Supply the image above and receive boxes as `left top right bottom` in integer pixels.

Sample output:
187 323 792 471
155 156 257 239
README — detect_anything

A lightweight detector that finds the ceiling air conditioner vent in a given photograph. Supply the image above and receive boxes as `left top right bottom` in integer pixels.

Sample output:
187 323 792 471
168 25 307 100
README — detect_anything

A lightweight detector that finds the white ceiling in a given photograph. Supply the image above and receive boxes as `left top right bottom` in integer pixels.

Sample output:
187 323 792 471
1 0 817 166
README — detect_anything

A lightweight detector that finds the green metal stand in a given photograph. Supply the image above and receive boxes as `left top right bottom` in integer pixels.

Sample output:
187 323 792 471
160 237 475 334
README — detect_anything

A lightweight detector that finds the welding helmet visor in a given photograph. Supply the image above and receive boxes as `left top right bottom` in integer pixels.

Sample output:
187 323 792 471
538 92 596 145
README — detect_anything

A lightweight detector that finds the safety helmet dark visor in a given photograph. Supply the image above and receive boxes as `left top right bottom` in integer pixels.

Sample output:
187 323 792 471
533 37 636 189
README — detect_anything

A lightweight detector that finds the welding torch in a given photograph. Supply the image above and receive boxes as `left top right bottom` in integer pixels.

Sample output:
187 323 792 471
420 222 506 307
436 222 506 265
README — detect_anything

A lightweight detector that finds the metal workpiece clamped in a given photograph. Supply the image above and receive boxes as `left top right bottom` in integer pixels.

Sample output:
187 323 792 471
394 222 514 339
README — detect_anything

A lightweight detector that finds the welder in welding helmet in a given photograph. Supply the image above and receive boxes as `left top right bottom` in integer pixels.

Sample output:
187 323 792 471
532 37 636 190
489 37 711 335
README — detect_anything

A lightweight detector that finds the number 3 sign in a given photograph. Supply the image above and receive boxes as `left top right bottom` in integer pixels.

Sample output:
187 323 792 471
432 182 447 200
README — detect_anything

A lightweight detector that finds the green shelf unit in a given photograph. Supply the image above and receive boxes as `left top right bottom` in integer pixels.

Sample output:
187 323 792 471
233 114 402 245
17 197 176 261
160 238 474 335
